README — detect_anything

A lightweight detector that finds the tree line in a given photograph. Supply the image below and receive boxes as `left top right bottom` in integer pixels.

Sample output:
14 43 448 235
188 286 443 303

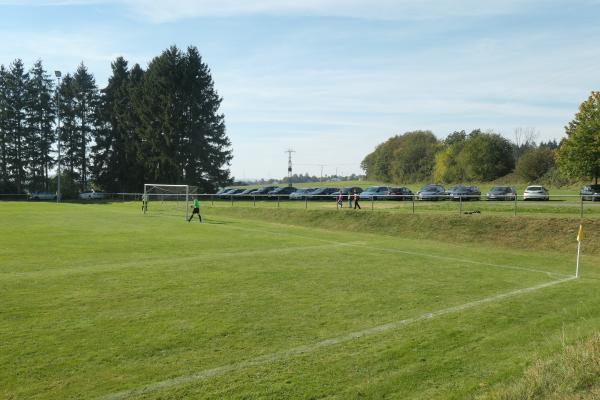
0 45 232 196
362 92 600 186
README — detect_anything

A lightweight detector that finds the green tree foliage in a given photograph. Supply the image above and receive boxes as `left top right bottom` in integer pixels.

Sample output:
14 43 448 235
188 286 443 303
25 60 55 192
514 148 555 182
458 132 515 181
92 57 144 192
557 91 600 184
361 131 438 183
0 65 10 192
432 130 514 183
135 46 232 191
4 59 30 193
57 74 78 184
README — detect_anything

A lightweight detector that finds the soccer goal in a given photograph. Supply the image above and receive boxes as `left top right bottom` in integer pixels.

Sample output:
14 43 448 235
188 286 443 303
143 184 198 220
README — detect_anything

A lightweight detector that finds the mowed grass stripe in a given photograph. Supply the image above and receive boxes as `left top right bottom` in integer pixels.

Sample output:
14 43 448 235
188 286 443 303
0 242 357 280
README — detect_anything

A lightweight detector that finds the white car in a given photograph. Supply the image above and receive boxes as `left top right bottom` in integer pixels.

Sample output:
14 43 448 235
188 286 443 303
523 185 549 201
79 191 106 200
29 192 57 200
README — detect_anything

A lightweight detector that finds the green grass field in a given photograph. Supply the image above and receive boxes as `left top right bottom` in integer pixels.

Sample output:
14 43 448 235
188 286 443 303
1 202 599 399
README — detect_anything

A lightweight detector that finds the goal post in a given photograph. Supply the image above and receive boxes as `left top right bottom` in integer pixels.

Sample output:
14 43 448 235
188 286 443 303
143 184 196 220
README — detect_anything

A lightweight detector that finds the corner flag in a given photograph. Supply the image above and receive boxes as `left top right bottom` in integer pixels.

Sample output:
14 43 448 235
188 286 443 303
577 224 583 242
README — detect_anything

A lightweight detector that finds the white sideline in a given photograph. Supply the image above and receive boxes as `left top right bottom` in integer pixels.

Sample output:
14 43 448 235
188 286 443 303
99 275 577 400
216 223 570 278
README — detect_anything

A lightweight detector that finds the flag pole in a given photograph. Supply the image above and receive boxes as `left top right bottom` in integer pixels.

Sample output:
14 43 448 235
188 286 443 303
576 240 581 278
576 224 583 278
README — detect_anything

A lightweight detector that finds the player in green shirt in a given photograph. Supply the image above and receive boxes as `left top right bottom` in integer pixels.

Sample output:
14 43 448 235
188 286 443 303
188 196 203 222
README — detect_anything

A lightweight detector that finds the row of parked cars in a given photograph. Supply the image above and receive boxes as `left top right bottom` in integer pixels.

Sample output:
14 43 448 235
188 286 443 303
216 184 600 201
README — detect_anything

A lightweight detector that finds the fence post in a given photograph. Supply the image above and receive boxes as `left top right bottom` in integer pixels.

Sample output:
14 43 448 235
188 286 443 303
580 195 584 219
514 195 517 216
253 195 256 207
305 197 308 209
231 195 234 206
277 196 280 208
412 195 415 214
371 196 374 211
459 196 463 215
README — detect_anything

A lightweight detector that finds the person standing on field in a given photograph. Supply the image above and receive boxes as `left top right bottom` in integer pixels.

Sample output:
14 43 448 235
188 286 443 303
142 193 148 213
188 196 203 222
353 190 361 209
336 192 343 208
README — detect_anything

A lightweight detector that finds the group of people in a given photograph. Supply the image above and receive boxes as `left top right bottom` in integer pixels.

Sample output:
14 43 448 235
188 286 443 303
336 191 361 210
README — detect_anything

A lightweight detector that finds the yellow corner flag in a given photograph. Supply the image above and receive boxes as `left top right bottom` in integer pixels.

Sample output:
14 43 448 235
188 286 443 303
577 224 583 242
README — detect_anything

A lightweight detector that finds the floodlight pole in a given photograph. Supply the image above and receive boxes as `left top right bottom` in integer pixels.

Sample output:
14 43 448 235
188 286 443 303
54 71 62 203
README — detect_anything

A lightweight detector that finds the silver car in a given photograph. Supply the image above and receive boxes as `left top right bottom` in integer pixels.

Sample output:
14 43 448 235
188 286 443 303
523 185 549 201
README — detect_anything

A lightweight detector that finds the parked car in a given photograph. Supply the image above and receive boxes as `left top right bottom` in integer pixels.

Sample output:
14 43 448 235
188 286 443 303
249 186 278 198
29 192 57 200
289 188 316 200
416 184 446 201
447 185 480 201
307 187 339 200
486 186 517 201
79 191 106 200
359 186 391 200
523 185 549 201
218 188 246 199
331 187 364 197
233 188 258 199
215 187 232 195
580 184 600 201
267 186 297 199
388 187 414 200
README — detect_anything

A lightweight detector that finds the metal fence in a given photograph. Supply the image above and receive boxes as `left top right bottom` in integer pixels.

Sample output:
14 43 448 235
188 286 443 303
2 192 599 218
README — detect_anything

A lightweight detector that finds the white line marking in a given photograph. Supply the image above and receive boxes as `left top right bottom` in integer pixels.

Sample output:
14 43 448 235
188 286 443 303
99 276 577 400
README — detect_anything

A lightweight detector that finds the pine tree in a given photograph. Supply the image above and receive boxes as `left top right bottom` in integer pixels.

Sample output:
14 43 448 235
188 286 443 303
0 65 10 192
136 46 232 191
5 59 30 194
93 57 144 192
26 60 55 192
72 63 100 191
57 74 78 182
181 46 232 191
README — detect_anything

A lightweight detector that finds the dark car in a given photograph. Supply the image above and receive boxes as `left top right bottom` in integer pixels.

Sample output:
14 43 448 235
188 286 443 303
234 188 258 199
267 186 297 199
447 185 481 201
486 186 517 201
289 188 316 200
218 188 245 199
215 187 233 195
307 187 339 200
249 186 278 198
581 184 600 201
388 187 414 200
331 186 364 197
416 184 446 201
359 186 391 200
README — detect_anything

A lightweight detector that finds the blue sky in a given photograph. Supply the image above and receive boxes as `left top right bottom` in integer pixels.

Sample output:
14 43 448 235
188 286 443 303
1 1 599 180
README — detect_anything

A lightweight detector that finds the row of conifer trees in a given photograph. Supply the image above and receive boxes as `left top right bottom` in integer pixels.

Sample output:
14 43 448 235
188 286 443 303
0 45 232 196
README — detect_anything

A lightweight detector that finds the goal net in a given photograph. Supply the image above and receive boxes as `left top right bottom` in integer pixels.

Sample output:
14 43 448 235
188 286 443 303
143 184 198 220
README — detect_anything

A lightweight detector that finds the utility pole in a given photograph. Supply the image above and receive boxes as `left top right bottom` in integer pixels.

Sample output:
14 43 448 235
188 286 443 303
285 149 295 186
54 71 62 203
